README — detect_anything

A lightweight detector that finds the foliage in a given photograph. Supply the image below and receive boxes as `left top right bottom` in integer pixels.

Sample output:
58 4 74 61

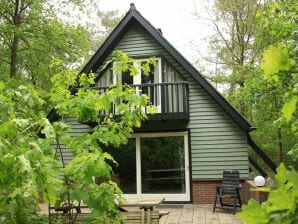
49 51 156 222
88 10 122 53
0 83 63 223
257 0 298 160
0 0 92 89
261 44 294 77
195 0 264 94
195 0 297 166
0 50 156 223
0 0 121 91
237 163 298 224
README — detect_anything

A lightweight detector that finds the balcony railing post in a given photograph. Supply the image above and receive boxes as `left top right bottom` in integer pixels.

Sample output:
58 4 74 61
177 83 180 113
185 82 189 115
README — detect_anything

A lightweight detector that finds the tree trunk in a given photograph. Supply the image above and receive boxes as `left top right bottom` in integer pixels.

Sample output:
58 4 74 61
10 0 21 78
277 128 283 163
10 35 19 78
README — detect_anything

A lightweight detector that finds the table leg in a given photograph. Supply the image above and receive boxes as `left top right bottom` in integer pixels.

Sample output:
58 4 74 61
147 209 151 224
141 210 145 224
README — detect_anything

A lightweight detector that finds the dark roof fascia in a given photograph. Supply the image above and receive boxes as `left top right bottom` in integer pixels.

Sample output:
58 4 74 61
79 7 252 131
80 11 136 74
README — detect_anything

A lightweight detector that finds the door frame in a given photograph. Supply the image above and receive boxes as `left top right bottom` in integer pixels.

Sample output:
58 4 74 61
124 131 190 202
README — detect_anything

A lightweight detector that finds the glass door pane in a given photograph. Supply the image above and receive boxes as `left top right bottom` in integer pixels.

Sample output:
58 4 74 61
103 138 136 194
141 136 185 194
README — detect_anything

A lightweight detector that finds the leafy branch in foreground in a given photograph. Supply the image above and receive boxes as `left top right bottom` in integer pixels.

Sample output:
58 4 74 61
0 84 63 223
50 50 157 223
237 164 298 224
0 50 156 223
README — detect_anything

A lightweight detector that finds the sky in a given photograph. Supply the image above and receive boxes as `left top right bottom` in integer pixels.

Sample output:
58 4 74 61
98 0 214 64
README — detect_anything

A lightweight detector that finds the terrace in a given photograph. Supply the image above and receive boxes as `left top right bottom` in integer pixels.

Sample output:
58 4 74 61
158 204 245 224
40 203 246 224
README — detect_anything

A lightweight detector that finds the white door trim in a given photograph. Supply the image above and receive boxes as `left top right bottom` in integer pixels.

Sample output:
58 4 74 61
123 131 190 202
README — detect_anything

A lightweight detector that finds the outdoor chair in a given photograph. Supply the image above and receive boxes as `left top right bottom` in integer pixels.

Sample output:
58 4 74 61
213 170 242 214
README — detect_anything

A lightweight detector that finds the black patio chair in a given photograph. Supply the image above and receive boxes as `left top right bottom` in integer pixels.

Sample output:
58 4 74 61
213 170 242 214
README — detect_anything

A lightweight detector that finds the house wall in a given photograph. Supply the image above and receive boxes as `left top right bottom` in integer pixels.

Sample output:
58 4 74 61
95 23 249 179
53 117 91 166
66 22 250 203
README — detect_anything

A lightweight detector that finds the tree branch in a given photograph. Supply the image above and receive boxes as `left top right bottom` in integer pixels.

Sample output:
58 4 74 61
11 122 38 143
20 3 31 13
207 11 241 64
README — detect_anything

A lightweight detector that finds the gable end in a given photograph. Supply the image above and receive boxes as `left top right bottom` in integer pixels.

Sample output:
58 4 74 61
80 5 252 132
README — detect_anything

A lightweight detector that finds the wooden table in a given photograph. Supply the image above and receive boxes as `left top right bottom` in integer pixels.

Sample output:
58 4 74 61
121 196 165 210
121 197 165 224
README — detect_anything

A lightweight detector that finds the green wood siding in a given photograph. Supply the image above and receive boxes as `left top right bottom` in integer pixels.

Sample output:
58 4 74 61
53 117 91 165
95 24 249 179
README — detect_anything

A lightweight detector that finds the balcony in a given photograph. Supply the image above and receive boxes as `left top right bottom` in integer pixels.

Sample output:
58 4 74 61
95 81 189 122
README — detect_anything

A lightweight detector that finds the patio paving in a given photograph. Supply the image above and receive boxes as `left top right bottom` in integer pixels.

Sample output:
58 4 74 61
40 203 246 223
158 204 245 224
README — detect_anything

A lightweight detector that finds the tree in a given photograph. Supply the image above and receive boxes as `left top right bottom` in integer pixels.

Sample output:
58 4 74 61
193 0 297 166
0 51 156 223
194 0 266 115
0 0 91 86
257 0 297 160
0 0 120 90
88 10 122 53
236 1 297 221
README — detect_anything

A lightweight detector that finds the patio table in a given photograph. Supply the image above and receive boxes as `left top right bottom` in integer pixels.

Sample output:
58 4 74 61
120 197 165 224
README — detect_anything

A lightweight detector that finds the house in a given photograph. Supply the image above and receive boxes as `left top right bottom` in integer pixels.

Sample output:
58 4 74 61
49 3 276 204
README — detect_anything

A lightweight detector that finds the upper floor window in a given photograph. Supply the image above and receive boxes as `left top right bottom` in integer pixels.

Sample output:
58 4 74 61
96 58 188 114
113 58 161 86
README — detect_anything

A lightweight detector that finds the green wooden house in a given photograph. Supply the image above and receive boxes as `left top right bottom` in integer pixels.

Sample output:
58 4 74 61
49 4 276 203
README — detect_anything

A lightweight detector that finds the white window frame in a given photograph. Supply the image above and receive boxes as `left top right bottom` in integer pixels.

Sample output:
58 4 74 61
113 58 162 112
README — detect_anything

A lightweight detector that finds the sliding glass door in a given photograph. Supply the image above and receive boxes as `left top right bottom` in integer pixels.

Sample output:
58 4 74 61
104 132 190 201
141 136 185 194
104 138 137 193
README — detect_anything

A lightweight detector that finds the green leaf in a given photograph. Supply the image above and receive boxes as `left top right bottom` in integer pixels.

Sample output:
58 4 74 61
261 44 294 76
237 199 270 224
16 155 31 173
12 119 30 128
275 163 287 186
0 82 5 91
281 97 297 122
43 187 57 204
40 118 56 138
264 189 295 214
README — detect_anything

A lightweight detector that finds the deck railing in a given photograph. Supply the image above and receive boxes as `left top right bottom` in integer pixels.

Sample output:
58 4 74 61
93 81 189 117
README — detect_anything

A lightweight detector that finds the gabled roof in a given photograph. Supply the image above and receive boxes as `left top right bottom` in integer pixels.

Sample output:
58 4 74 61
80 3 252 132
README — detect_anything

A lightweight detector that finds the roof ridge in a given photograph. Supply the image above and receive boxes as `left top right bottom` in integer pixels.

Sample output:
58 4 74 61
130 3 136 11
